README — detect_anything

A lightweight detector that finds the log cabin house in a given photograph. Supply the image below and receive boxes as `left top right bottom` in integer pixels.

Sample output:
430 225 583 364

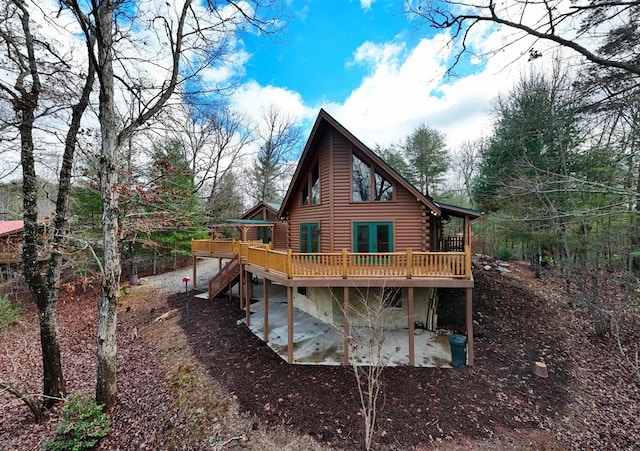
192 109 481 366
0 221 25 264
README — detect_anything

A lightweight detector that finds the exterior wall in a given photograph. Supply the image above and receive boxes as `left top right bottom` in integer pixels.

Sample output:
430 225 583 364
293 287 334 322
240 205 288 248
246 227 259 241
272 222 289 250
285 132 332 251
293 286 436 330
285 128 432 253
0 233 22 263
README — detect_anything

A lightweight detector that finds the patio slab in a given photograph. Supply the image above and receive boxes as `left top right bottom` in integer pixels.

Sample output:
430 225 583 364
239 282 454 368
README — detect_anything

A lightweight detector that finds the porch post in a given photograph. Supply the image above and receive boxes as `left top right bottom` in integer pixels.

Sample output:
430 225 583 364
343 286 350 365
224 259 231 301
239 267 244 309
245 271 251 327
287 286 294 363
465 287 474 366
247 272 253 303
264 279 270 342
464 215 472 277
408 287 415 366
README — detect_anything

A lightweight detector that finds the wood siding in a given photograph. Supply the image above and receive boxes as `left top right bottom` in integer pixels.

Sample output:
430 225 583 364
241 204 288 249
285 132 332 251
285 127 431 252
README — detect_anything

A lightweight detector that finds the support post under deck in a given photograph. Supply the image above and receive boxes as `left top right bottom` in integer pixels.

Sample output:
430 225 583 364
466 287 474 366
264 279 270 342
343 286 350 365
287 286 294 363
408 287 415 366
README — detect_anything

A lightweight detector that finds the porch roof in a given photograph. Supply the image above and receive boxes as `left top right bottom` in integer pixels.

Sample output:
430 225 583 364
223 219 275 225
436 203 482 220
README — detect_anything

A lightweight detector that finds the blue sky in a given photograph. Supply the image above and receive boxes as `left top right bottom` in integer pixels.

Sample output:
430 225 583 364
3 0 555 182
241 1 420 105
228 0 552 153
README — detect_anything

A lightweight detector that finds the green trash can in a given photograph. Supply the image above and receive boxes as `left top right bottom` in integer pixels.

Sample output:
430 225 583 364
449 334 467 367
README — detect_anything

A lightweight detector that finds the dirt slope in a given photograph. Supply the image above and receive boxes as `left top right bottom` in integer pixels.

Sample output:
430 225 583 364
1 259 639 450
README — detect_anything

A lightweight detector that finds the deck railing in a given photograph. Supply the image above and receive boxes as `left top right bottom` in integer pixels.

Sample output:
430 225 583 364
193 239 471 279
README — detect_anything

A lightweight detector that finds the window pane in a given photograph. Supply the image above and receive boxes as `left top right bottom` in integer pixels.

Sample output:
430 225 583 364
376 224 390 252
374 171 393 201
301 185 309 205
383 287 402 308
311 165 320 204
311 225 320 252
352 154 371 201
356 224 369 252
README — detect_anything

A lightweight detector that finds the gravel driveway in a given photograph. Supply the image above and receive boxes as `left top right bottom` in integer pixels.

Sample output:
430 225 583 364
137 257 221 293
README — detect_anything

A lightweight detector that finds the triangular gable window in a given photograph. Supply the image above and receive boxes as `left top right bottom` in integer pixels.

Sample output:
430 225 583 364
352 152 394 202
301 163 320 206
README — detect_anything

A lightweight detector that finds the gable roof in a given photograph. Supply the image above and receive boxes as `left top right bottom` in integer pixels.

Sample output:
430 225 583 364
436 202 482 221
0 221 24 237
280 109 479 219
242 201 281 220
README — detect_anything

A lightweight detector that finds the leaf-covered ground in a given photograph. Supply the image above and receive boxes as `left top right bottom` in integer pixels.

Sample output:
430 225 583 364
1 258 639 450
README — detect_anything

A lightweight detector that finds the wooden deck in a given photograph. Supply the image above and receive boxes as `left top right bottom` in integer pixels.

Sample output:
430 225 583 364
192 239 473 283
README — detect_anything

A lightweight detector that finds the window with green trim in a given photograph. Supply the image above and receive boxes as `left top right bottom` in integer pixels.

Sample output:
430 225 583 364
353 222 393 253
300 223 320 253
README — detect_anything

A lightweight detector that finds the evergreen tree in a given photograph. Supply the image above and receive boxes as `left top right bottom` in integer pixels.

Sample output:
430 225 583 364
404 125 449 195
473 67 580 212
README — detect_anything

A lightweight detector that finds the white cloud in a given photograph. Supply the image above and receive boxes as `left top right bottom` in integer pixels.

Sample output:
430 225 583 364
227 26 550 155
229 80 316 128
208 2 576 157
319 22 563 152
359 0 377 10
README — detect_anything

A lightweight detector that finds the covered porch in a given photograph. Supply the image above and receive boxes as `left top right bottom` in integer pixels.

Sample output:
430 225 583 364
235 281 455 367
193 255 474 367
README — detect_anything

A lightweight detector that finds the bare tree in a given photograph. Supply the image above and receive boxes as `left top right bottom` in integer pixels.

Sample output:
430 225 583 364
450 138 484 207
61 0 283 410
154 102 253 201
0 0 95 410
246 106 302 204
334 287 401 451
408 0 640 77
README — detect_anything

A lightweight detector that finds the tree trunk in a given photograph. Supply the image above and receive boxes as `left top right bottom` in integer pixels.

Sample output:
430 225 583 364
15 6 66 406
95 0 120 411
21 107 66 408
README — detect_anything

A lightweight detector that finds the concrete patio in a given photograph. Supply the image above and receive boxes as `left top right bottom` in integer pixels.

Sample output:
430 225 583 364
199 275 456 367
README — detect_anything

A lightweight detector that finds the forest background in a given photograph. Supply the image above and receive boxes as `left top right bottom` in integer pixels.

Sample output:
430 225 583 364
0 0 639 424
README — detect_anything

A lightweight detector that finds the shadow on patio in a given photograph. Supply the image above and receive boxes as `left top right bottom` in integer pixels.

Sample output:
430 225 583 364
235 281 454 367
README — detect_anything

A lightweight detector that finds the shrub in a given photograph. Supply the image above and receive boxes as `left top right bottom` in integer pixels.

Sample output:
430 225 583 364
498 245 514 261
0 296 21 333
43 393 110 451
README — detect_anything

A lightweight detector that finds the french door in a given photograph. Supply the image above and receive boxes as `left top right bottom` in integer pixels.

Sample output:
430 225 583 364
353 222 393 253
300 223 320 253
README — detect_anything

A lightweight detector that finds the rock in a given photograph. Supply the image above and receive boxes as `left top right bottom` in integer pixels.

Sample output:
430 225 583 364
484 265 492 271
533 361 548 378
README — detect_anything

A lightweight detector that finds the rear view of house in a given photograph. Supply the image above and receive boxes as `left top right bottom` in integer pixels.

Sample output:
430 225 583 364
193 109 480 366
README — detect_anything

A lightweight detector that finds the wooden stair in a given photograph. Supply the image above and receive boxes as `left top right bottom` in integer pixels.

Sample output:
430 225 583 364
208 257 241 300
